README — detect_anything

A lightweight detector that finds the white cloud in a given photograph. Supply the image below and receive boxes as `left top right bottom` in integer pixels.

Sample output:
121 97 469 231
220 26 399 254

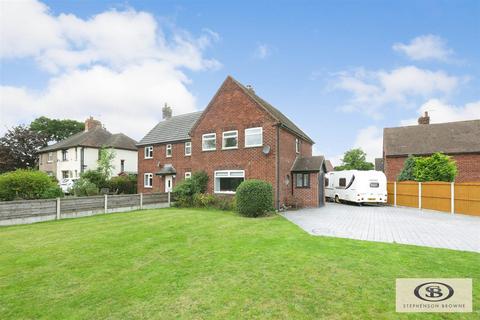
400 99 480 126
353 126 383 163
393 34 453 61
334 66 459 117
0 0 220 139
253 43 272 59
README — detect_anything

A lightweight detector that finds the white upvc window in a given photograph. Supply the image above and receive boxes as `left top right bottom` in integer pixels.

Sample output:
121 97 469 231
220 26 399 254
62 150 68 161
185 142 192 156
145 146 153 159
245 127 263 148
295 138 300 154
48 152 53 163
222 130 238 149
202 133 216 151
185 172 192 179
214 170 245 194
144 173 153 188
166 144 172 157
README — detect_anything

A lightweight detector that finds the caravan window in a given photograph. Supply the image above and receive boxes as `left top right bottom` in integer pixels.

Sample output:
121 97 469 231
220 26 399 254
370 182 379 188
338 178 346 187
324 178 329 187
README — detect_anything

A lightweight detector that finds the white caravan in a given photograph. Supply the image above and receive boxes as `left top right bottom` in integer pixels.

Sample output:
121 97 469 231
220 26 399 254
325 170 387 204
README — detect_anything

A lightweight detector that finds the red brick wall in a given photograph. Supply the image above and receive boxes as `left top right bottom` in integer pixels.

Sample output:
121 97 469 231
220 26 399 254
292 172 319 207
137 142 192 193
385 153 480 182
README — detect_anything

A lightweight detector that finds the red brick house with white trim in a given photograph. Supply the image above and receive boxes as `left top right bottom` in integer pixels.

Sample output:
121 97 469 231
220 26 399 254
137 76 327 208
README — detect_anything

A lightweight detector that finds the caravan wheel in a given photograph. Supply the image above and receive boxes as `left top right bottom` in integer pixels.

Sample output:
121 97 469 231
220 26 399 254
335 195 340 203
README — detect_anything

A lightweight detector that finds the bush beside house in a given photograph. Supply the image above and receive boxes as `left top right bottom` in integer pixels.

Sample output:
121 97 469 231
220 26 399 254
397 152 457 182
235 180 273 217
0 169 63 201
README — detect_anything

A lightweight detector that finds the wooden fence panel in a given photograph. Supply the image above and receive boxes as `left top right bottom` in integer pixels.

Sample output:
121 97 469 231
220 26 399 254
455 183 480 217
0 199 57 220
396 181 418 208
422 182 451 212
60 196 105 213
108 194 141 209
143 193 168 205
387 182 395 205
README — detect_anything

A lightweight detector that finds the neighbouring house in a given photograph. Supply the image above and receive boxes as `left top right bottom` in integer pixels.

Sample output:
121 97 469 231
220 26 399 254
375 158 384 172
325 160 334 172
383 112 480 182
137 76 327 208
38 117 138 179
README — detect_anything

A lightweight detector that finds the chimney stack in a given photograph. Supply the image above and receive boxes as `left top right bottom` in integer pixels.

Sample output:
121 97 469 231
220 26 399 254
85 116 102 132
162 103 172 120
246 84 255 93
417 111 430 125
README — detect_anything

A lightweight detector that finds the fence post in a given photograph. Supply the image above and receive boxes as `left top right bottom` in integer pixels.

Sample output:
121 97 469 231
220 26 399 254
394 182 397 207
418 182 422 209
168 191 171 207
451 182 455 214
140 193 143 210
104 194 108 214
56 197 61 220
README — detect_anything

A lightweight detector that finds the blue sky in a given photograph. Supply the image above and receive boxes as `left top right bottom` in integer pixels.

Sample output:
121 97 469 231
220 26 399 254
1 0 479 164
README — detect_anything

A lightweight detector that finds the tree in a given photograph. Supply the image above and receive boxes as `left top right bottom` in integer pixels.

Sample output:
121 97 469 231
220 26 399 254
97 146 116 179
0 125 47 173
397 155 416 181
30 116 84 144
414 153 457 182
335 148 374 171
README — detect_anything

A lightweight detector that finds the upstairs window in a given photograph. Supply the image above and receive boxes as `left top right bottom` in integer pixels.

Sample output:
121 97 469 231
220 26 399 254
62 150 68 161
222 130 238 149
144 146 153 159
48 152 53 162
245 127 263 147
144 173 153 188
214 170 245 194
185 142 192 156
120 160 125 172
295 138 300 154
166 144 172 157
202 133 216 151
295 173 310 188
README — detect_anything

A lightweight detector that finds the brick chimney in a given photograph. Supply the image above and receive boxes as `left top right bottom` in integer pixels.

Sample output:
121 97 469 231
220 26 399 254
85 116 102 132
417 111 430 125
162 103 172 120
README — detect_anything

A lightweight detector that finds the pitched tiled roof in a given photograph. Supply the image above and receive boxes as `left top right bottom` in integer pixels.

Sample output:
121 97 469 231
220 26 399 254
384 120 480 156
325 160 334 172
137 111 203 146
39 127 137 152
291 156 325 172
229 77 314 144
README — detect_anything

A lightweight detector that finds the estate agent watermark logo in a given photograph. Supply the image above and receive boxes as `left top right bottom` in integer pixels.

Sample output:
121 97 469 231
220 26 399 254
396 279 472 313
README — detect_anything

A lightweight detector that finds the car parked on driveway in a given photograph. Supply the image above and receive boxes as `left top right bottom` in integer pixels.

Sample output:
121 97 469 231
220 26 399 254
59 178 77 194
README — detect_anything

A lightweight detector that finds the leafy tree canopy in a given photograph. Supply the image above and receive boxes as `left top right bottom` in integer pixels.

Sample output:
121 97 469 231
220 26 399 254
335 148 374 171
30 116 84 144
397 153 457 182
397 155 416 181
97 146 116 179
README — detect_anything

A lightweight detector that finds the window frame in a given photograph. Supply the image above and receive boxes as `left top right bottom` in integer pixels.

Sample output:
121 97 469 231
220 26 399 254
222 130 239 150
185 172 192 179
144 173 153 188
166 144 172 158
202 133 216 151
184 141 192 156
338 178 347 188
214 170 245 194
47 152 53 163
144 146 153 159
244 127 263 148
295 172 310 188
295 138 300 154
62 150 68 161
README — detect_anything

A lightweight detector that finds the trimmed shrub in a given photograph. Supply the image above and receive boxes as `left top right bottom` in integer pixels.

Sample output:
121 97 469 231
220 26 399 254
414 152 457 182
108 174 137 194
172 171 209 207
72 178 99 196
191 171 209 194
0 169 63 201
81 170 107 189
235 179 273 217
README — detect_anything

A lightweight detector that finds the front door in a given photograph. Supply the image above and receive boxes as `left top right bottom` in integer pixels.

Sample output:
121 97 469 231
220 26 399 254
165 175 173 192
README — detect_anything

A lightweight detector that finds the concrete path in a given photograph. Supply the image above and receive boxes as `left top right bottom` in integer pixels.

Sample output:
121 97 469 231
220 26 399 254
282 203 480 253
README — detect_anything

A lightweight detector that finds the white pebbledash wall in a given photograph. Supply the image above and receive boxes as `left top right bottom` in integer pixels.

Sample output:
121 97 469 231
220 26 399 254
55 147 137 179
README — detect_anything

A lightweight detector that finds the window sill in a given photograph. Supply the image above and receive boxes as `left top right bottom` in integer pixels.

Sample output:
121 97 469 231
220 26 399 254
295 186 311 189
184 154 191 157
166 156 172 158
222 147 238 150
214 191 236 194
144 157 153 160
144 186 153 189
202 149 216 152
244 145 262 148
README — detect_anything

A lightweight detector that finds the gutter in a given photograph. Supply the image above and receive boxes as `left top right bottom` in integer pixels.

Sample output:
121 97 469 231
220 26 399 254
275 123 280 211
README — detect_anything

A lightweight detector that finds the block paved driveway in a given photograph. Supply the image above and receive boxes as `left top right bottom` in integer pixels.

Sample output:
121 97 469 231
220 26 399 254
282 203 480 253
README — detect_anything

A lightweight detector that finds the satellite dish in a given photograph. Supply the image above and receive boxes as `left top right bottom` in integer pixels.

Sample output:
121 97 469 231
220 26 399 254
262 145 271 155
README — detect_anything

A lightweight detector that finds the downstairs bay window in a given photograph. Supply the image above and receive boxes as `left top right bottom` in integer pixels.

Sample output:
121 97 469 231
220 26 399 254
214 170 245 194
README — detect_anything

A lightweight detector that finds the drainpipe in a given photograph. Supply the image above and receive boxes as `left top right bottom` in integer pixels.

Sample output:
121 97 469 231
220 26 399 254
275 124 280 211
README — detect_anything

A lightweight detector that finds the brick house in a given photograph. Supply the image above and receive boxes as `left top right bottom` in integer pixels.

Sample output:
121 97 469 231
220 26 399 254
137 76 327 208
383 112 480 182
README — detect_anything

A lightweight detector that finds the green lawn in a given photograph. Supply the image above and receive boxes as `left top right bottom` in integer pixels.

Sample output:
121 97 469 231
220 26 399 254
0 208 478 319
